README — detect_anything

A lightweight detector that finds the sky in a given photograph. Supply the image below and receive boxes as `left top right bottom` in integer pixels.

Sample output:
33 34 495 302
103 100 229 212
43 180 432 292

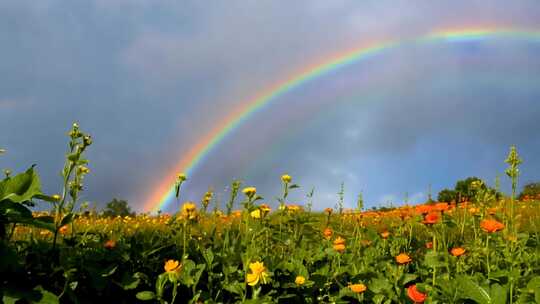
1 1 540 212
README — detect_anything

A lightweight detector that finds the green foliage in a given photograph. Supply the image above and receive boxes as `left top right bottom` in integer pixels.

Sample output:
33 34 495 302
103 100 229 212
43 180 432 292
437 188 456 202
437 176 502 203
103 198 134 217
3 129 539 304
519 182 540 200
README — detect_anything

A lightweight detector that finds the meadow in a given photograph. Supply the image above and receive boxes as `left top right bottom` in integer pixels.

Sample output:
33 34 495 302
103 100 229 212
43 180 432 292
1 124 539 304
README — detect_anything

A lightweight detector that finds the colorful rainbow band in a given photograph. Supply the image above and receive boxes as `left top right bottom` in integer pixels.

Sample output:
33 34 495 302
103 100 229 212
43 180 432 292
144 27 540 213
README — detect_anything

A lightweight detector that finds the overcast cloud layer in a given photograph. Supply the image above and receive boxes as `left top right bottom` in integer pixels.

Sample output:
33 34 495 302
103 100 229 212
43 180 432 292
1 1 540 212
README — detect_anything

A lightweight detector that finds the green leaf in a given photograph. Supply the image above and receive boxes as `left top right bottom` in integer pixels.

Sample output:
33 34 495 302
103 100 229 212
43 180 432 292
34 194 59 203
457 276 490 304
401 274 418 286
372 294 386 304
101 265 118 277
119 272 141 290
2 296 18 304
424 251 447 268
369 277 392 293
136 291 156 301
526 277 540 304
60 213 74 227
490 284 507 304
33 286 59 304
223 282 245 295
0 166 42 203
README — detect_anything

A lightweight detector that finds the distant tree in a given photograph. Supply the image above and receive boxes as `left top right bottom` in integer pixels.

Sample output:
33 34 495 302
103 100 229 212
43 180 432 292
103 198 134 217
437 188 456 203
519 182 540 200
454 177 485 202
437 177 502 203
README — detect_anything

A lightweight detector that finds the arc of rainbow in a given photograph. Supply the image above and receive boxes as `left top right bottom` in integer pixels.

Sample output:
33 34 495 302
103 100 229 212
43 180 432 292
144 27 540 213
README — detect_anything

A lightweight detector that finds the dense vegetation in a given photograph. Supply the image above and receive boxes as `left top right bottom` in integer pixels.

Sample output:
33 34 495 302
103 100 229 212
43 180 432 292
1 124 539 303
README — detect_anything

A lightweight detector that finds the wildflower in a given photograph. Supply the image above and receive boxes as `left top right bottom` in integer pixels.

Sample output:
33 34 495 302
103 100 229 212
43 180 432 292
324 208 333 215
468 207 480 215
242 187 257 198
164 259 182 273
450 247 466 257
281 174 292 183
250 209 261 219
423 212 440 225
181 202 198 220
323 227 333 240
51 194 62 201
434 202 449 212
333 237 346 253
59 225 69 234
480 219 505 233
104 239 116 249
286 204 302 213
295 275 305 286
246 261 269 286
425 242 433 249
380 231 390 239
260 204 271 216
349 283 367 294
177 173 187 182
78 166 90 174
407 284 427 303
415 205 432 215
396 253 412 264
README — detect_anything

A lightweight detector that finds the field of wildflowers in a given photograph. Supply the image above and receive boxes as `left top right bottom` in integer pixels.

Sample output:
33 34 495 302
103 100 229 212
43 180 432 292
1 124 539 303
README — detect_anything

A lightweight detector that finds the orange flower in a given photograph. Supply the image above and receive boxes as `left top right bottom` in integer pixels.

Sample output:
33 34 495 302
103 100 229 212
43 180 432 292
324 208 333 215
59 225 69 234
396 253 412 264
349 283 367 293
480 219 505 233
415 205 432 215
407 284 427 303
422 212 440 225
450 247 466 257
425 242 433 249
104 239 116 249
323 227 333 240
433 202 449 212
380 231 390 239
164 259 182 273
333 237 346 253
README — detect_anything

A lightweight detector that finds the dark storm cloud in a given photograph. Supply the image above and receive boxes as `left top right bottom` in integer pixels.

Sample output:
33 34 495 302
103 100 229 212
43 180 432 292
1 1 540 211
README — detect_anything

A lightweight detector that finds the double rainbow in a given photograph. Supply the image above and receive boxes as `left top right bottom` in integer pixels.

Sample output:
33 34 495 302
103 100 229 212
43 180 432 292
143 27 540 212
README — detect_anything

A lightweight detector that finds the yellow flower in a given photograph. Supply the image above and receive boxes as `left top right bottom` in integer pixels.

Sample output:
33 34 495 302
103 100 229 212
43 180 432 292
181 202 198 220
250 209 261 219
242 187 257 198
246 261 269 286
281 174 292 183
164 259 182 273
52 194 61 201
295 275 306 286
177 173 187 181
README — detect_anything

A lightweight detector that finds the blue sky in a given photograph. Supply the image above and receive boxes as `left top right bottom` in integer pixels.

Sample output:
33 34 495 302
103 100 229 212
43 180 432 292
1 1 540 212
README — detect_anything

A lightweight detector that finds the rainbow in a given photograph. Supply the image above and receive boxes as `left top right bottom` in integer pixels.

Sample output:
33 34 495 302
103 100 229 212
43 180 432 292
143 27 540 212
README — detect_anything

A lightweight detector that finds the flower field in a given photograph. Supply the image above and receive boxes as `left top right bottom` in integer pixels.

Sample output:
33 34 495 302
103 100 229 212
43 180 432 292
1 125 540 303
